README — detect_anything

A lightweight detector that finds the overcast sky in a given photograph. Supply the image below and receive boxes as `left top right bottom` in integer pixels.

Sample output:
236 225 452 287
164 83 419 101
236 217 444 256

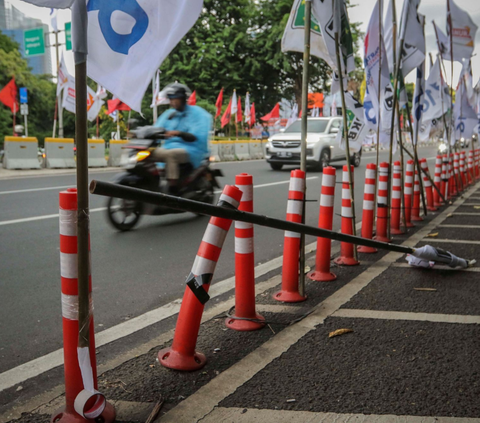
7 0 480 87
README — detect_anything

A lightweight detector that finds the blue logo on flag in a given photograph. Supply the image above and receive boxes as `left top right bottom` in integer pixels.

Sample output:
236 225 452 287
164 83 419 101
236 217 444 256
87 0 149 55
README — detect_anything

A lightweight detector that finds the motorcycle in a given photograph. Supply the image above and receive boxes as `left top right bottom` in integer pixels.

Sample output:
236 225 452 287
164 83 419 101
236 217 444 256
106 127 223 231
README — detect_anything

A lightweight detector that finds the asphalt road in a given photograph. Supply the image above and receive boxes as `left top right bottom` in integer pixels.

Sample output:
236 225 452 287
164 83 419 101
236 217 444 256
0 146 440 374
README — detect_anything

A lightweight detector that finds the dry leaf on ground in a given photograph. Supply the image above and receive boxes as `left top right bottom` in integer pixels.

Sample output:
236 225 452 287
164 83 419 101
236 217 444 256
426 233 438 238
329 328 353 338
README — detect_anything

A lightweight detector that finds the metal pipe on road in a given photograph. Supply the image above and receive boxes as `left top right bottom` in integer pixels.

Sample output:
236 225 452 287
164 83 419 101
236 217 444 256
90 180 414 255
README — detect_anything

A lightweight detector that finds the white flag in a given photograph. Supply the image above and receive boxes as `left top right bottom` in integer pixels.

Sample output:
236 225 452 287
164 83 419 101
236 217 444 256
433 22 451 59
384 0 396 75
20 0 74 7
86 0 203 112
231 90 238 115
50 8 58 32
56 54 71 96
336 92 368 153
62 80 104 122
331 96 337 116
454 82 477 141
286 103 298 127
245 93 251 125
312 0 355 75
449 0 478 61
399 2 425 77
282 0 334 67
412 64 425 145
422 58 450 123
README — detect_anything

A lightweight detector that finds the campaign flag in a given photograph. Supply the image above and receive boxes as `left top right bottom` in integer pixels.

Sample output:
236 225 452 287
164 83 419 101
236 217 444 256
250 103 256 126
412 64 425 145
454 82 477 141
62 80 104 122
96 84 107 100
237 96 243 123
221 97 232 128
86 0 203 112
336 110 367 153
107 98 131 114
215 88 224 119
459 60 475 107
331 95 337 117
448 0 478 61
282 0 334 67
20 0 74 7
56 54 71 96
0 78 19 113
261 103 280 122
312 0 355 76
188 90 196 106
384 0 395 75
433 21 450 59
398 0 425 77
231 90 238 115
286 103 299 127
363 0 394 137
422 57 450 123
50 8 58 32
244 92 251 125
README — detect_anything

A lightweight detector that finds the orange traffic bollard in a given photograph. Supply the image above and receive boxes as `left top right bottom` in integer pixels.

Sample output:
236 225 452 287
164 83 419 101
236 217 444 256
358 163 377 253
390 161 405 235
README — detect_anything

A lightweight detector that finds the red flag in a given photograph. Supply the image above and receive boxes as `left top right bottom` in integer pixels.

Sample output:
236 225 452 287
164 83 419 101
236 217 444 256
236 96 243 123
215 88 224 119
261 103 280 122
0 78 18 113
107 98 131 114
188 90 196 106
221 97 232 128
249 103 255 126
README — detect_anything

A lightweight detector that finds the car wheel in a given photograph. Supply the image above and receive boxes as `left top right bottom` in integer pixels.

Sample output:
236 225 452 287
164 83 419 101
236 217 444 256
270 163 283 171
313 149 330 171
351 152 361 167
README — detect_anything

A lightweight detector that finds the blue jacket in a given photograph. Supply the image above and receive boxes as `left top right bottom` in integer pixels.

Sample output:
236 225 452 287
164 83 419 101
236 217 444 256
154 105 211 169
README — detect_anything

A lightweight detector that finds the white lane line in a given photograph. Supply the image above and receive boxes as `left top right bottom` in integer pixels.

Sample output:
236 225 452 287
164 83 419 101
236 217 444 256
422 238 480 245
0 185 73 195
449 212 480 216
201 407 480 423
333 308 480 325
0 207 107 226
439 224 480 229
391 262 480 272
0 177 319 226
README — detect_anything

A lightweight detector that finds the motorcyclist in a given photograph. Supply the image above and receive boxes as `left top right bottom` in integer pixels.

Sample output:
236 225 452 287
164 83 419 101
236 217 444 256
152 83 211 194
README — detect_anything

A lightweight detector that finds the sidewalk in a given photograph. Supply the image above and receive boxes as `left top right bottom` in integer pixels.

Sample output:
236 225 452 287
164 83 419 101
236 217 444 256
0 166 120 180
3 181 480 423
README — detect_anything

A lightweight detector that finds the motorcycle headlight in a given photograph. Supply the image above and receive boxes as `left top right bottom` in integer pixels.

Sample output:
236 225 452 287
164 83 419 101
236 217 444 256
438 144 447 152
136 151 151 161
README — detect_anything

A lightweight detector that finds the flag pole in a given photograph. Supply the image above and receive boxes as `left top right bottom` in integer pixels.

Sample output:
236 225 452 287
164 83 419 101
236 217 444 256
334 1 358 261
13 102 16 136
298 0 312 298
388 0 407 233
447 0 455 193
374 0 383 216
71 0 90 350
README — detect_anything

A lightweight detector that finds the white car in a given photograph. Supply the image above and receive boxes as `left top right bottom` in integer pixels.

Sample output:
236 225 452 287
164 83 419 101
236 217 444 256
265 117 362 171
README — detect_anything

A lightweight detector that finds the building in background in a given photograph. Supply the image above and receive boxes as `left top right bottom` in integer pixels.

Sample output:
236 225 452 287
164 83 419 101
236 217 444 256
0 0 52 75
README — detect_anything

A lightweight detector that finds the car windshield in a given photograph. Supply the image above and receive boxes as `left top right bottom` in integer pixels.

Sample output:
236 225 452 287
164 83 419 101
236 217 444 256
283 120 329 134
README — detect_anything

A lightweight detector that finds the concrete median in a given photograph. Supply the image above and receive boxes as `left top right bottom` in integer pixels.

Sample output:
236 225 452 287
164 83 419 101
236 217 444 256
44 138 76 168
108 140 129 167
88 139 107 167
2 136 41 170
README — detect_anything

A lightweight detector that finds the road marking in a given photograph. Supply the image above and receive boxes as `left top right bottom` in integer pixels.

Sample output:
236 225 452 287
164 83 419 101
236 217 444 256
157 182 479 423
449 212 480 216
256 304 306 315
0 177 319 226
439 224 480 229
461 203 480 206
200 407 480 423
391 262 480 272
422 238 480 245
0 207 107 226
333 309 480 325
0 185 73 195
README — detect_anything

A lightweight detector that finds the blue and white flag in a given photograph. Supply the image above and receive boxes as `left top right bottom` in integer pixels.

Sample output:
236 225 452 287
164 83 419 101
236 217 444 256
422 57 450 123
86 0 203 112
454 82 477 142
398 1 425 77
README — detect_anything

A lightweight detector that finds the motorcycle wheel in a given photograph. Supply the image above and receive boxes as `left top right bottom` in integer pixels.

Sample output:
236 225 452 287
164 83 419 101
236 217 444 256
107 197 142 231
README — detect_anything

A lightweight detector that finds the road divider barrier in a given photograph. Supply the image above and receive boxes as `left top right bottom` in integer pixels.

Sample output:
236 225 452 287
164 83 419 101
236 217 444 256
274 169 307 302
158 185 242 371
87 139 107 167
307 166 337 281
209 140 221 162
44 137 76 169
234 140 250 160
108 139 128 167
374 162 391 242
358 163 377 253
334 165 359 266
249 140 265 159
420 158 437 211
226 173 265 331
53 188 115 423
390 161 404 235
2 136 40 169
404 159 415 228
218 140 236 161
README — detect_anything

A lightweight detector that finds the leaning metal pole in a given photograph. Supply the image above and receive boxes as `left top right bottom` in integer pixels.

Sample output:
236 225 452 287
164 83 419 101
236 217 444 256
298 0 312 298
72 1 90 350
